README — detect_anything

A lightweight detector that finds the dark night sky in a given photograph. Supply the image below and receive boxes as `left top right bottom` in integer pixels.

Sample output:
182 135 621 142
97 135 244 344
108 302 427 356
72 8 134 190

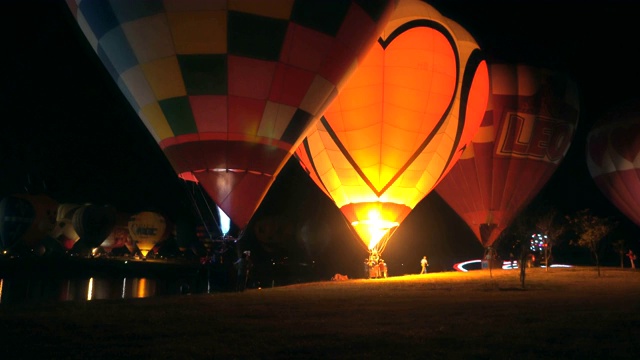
1 0 640 274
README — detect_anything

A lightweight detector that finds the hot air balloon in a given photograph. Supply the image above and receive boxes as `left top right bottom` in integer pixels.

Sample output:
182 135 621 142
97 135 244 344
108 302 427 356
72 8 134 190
587 101 640 227
65 0 396 231
0 194 58 253
128 211 171 259
295 0 489 256
435 63 580 253
71 204 117 256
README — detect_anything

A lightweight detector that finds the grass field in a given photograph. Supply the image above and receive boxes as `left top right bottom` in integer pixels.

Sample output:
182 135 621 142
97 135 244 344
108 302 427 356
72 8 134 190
1 266 639 359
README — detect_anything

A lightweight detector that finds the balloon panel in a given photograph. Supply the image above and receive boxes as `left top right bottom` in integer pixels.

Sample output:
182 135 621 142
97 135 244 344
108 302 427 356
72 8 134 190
295 0 489 251
436 63 580 248
587 104 640 226
68 0 396 228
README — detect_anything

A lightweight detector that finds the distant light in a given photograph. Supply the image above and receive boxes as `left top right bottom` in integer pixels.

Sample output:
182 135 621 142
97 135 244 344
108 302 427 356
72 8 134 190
454 259 573 272
218 206 230 236
87 277 94 301
453 259 481 272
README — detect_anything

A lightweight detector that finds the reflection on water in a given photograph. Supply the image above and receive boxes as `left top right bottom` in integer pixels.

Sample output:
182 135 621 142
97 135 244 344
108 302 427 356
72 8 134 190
0 275 174 304
0 257 238 305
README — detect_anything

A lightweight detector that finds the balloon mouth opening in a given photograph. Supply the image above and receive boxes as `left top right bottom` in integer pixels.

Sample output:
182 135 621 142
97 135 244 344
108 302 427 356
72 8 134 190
352 219 398 250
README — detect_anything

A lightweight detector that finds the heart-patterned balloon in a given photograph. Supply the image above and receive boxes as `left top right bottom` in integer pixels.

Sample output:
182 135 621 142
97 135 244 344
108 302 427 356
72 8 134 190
296 0 489 252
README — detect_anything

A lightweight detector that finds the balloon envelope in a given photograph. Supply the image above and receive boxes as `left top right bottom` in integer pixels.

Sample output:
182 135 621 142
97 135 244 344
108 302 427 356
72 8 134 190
66 0 396 228
0 194 58 250
295 0 489 252
587 101 640 227
435 63 580 248
72 204 118 250
128 211 170 258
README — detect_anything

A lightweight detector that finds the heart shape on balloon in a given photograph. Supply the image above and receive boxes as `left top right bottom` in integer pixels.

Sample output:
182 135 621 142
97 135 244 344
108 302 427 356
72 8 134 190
321 20 457 195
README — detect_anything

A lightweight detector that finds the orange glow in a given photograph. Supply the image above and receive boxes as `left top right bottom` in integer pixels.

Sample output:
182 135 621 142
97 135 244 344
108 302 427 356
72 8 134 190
136 278 149 298
296 0 489 252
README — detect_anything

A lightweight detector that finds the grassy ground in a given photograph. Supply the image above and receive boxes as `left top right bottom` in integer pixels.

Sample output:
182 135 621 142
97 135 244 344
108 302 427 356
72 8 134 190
1 266 639 359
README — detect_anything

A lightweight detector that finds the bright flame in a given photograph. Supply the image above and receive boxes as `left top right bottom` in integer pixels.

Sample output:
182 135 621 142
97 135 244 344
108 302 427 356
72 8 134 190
218 205 230 236
140 249 150 258
352 208 399 250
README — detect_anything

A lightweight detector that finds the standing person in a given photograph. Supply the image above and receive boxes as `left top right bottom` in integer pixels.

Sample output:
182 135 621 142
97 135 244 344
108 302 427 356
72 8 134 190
420 256 428 274
234 251 252 291
627 250 637 269
364 258 371 279
379 259 388 278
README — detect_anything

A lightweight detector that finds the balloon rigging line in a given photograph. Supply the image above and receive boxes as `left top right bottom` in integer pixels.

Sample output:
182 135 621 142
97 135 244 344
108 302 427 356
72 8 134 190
182 180 216 240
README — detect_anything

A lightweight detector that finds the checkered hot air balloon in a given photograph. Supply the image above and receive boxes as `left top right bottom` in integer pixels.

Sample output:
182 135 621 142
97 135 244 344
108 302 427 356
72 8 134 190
65 0 396 229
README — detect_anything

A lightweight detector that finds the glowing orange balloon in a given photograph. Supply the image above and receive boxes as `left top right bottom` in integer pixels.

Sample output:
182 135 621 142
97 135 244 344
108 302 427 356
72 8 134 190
66 1 396 229
295 0 489 253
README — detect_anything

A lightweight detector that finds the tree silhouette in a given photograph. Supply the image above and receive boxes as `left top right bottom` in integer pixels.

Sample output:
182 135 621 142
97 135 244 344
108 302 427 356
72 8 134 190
535 207 567 272
566 209 618 276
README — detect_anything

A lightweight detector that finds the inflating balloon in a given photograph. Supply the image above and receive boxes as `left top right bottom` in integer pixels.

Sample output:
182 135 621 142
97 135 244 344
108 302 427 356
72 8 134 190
66 0 396 229
435 63 580 249
295 0 489 254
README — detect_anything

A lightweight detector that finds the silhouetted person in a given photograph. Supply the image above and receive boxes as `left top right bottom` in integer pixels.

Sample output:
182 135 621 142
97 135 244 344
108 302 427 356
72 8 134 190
627 250 637 269
234 252 252 292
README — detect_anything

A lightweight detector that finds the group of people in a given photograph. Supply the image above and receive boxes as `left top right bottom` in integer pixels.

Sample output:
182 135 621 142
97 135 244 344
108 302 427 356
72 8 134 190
364 253 431 278
364 250 388 279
